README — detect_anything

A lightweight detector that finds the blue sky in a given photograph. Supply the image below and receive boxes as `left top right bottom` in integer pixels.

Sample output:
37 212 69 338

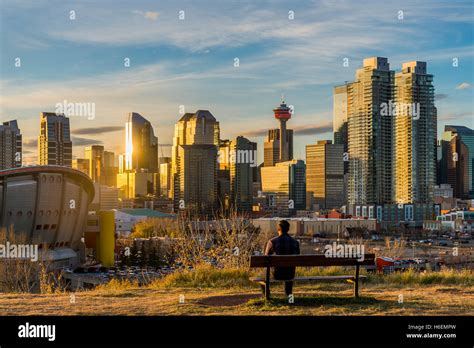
1 0 473 164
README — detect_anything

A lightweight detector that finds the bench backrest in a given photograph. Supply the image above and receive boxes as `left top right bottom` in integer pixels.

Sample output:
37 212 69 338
249 254 375 268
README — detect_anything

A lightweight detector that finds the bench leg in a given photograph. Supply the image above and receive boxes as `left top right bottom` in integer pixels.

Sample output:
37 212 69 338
265 267 271 301
354 264 360 298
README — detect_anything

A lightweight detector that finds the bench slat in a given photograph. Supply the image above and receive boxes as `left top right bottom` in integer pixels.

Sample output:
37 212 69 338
249 254 375 268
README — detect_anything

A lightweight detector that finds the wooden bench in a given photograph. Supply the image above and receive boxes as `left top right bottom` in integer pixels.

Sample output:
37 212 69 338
249 254 375 300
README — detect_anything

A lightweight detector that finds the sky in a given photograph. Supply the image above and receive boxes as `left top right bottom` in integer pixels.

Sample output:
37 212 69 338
1 0 473 164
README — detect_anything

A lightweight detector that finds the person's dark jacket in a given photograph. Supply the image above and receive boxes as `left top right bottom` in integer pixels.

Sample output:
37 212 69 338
264 233 300 280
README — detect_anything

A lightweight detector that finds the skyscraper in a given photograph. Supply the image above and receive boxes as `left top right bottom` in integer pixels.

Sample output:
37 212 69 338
306 140 345 210
439 125 474 199
172 110 220 214
394 61 437 204
217 139 231 209
264 128 293 167
229 136 256 212
117 171 157 199
159 157 172 198
85 145 105 183
118 112 159 199
125 112 158 173
333 84 348 152
85 145 118 187
261 159 306 216
263 130 279 167
176 144 217 214
103 150 118 187
347 57 394 205
333 85 349 205
0 120 22 170
38 112 72 167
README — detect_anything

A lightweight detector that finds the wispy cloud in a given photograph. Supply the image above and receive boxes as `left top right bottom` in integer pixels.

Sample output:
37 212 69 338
435 93 449 101
72 136 102 146
40 1 472 54
132 10 159 21
243 121 332 137
1 0 472 162
74 126 123 135
456 82 471 90
22 138 37 148
438 112 473 121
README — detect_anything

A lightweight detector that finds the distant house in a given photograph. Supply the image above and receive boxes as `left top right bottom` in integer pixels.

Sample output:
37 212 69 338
114 208 176 235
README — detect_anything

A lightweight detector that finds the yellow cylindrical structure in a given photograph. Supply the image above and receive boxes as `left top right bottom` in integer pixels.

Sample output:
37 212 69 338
99 210 115 267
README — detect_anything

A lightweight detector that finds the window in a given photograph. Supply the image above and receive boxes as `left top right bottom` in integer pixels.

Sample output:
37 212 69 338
404 205 414 221
377 206 383 221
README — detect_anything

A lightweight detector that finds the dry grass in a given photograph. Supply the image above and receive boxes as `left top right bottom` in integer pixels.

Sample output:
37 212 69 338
369 268 473 285
1 257 472 315
153 265 251 289
0 282 472 316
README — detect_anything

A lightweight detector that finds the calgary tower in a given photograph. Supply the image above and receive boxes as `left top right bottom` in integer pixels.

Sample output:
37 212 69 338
273 95 292 162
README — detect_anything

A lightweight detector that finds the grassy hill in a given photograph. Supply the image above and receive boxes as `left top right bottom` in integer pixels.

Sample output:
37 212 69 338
0 267 472 316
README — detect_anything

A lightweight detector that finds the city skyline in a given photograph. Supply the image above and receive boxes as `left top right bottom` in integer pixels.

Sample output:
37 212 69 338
1 1 474 336
1 0 473 164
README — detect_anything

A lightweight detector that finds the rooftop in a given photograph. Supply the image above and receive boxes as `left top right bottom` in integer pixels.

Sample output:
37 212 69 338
179 110 217 122
117 208 176 218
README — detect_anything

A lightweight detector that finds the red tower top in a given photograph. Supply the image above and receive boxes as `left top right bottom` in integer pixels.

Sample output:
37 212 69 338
273 96 292 120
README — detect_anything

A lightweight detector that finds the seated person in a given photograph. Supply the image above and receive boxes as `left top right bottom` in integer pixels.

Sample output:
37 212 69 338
264 220 300 296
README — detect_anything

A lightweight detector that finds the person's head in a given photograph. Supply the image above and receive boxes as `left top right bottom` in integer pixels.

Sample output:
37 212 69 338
277 220 290 235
